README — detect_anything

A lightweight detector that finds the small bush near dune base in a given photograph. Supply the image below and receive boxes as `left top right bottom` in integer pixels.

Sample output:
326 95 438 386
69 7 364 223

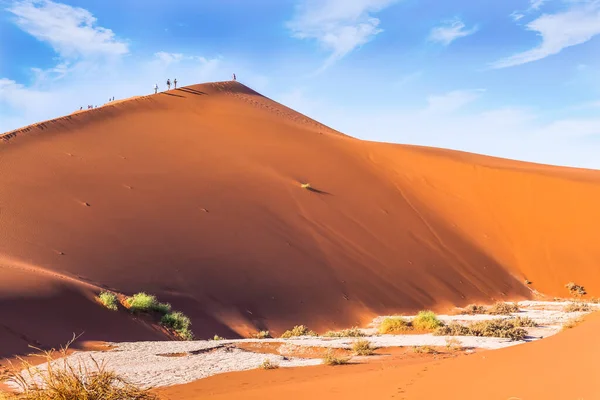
563 317 583 330
126 292 171 314
212 335 225 341
413 346 437 354
445 337 463 351
487 302 520 315
352 339 375 356
458 304 487 315
379 317 412 334
300 183 312 189
322 350 350 366
435 322 470 336
259 359 279 370
565 282 586 297
2 342 158 400
511 316 538 327
563 302 590 313
435 319 528 341
280 325 318 338
323 327 365 338
97 291 118 311
160 312 193 340
252 330 272 339
412 311 443 331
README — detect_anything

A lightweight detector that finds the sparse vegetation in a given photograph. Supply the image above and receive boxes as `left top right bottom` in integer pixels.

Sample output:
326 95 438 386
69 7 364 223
457 304 487 315
300 183 312 189
161 312 193 340
280 325 318 338
212 335 225 341
413 346 437 354
524 279 532 285
510 316 538 327
565 282 586 297
412 310 443 331
487 302 520 315
379 316 412 334
563 302 590 312
435 318 528 341
2 341 158 400
435 322 470 336
259 359 279 370
322 350 350 366
252 331 272 339
352 339 375 356
126 292 171 314
445 337 463 351
562 317 583 330
97 291 118 311
323 327 365 338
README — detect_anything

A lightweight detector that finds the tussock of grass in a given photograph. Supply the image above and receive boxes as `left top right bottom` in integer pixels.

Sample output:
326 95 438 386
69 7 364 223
323 327 365 338
252 331 271 339
435 322 470 336
413 346 437 354
510 316 538 327
212 335 225 341
160 312 193 340
322 350 350 366
300 183 312 189
280 325 318 338
412 311 443 331
563 302 590 312
259 359 279 370
487 302 520 315
126 293 171 314
445 337 463 351
435 319 528 341
379 317 412 334
352 339 375 356
565 282 586 297
97 291 118 311
2 341 158 400
458 304 487 315
563 317 583 330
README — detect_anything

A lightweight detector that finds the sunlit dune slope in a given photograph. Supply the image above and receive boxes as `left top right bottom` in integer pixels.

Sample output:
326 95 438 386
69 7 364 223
1 81 599 356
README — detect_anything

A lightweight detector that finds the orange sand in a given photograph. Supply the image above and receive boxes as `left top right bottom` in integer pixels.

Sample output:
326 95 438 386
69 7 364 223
1 81 600 358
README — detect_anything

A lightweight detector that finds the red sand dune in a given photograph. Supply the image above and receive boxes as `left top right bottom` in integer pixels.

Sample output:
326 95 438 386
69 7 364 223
1 81 600 357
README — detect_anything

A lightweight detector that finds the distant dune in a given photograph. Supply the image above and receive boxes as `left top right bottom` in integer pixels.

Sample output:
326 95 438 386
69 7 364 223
1 81 600 357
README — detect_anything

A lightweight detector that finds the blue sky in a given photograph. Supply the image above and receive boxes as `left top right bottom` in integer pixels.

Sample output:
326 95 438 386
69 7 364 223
1 0 600 169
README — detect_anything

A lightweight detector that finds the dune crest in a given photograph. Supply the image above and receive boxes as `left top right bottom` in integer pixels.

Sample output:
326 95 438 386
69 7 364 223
1 81 600 356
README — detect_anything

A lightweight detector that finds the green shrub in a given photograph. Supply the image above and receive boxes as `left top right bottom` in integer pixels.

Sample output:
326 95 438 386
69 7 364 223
323 327 365 338
487 302 520 315
97 292 118 311
352 339 375 356
126 293 171 314
379 317 411 334
412 311 443 331
212 335 225 341
161 312 193 340
322 350 350 365
253 330 271 339
280 325 318 338
563 302 590 312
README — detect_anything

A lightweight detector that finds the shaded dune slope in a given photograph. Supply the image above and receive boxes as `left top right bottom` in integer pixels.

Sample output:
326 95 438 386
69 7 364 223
1 81 600 356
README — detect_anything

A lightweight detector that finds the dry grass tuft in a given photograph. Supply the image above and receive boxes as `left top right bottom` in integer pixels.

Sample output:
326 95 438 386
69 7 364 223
351 339 375 356
445 337 463 351
411 311 443 331
435 319 528 341
435 322 470 336
562 317 583 330
97 292 118 311
457 304 487 315
300 183 312 189
259 359 279 370
280 325 318 338
322 350 350 366
412 346 437 354
323 327 365 338
563 302 590 312
487 302 520 315
379 317 412 334
565 282 586 297
252 331 272 339
510 316 538 327
212 335 225 341
2 339 158 400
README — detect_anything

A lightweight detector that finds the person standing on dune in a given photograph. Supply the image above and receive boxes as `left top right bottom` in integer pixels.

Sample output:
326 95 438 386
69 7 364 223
167 79 171 90
154 84 158 94
174 78 177 89
232 73 236 81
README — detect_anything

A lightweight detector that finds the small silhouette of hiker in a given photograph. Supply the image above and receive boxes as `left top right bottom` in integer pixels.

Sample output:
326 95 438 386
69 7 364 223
80 106 83 110
167 79 171 90
232 73 236 81
174 78 177 89
154 84 158 94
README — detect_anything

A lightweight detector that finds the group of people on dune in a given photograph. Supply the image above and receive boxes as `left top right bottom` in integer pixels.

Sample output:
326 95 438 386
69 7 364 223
152 74 237 94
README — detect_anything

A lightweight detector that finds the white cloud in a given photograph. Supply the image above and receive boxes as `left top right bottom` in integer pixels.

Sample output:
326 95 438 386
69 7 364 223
492 1 600 68
8 0 128 59
424 89 485 114
530 0 546 10
288 0 398 71
429 18 479 46
511 12 525 21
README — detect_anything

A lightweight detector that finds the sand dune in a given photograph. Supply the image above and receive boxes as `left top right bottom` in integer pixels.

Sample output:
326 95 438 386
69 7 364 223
1 81 600 357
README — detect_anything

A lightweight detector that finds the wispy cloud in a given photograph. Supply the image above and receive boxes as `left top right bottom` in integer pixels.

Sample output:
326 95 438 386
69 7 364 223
493 1 600 68
511 11 525 21
428 18 479 46
529 0 546 11
424 89 485 114
288 0 399 72
7 0 128 59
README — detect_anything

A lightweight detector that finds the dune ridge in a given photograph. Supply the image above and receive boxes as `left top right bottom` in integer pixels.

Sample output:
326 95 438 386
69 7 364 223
1 81 600 357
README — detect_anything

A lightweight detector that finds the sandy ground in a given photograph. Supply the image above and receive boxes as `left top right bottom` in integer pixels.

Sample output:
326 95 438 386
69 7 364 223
5 301 594 392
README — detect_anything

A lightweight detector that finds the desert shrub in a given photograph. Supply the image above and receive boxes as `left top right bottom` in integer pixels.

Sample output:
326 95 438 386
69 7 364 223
412 311 443 331
563 302 590 312
323 327 365 338
3 343 158 400
458 304 487 315
413 346 437 354
562 317 583 330
445 337 463 351
252 331 272 339
126 293 171 314
379 317 412 334
97 292 118 311
259 359 279 370
280 325 318 338
160 312 193 340
511 316 538 327
352 339 375 356
487 302 520 315
467 319 527 341
434 322 470 336
322 350 350 366
300 183 312 189
565 282 586 297
212 335 225 341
